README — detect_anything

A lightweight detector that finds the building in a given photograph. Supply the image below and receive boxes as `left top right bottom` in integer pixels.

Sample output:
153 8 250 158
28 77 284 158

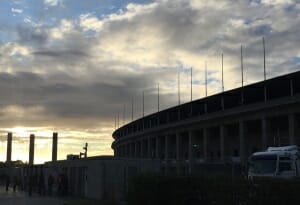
112 70 300 175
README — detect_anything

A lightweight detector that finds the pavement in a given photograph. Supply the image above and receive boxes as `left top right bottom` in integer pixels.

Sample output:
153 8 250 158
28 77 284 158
0 186 71 205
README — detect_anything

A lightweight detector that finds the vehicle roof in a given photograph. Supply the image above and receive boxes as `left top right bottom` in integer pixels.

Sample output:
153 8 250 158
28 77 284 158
252 150 293 157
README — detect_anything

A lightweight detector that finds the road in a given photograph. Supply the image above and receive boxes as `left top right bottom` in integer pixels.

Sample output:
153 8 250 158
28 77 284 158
0 186 71 205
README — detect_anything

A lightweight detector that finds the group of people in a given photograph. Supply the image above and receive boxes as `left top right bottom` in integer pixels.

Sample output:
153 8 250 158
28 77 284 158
5 175 19 192
3 172 68 197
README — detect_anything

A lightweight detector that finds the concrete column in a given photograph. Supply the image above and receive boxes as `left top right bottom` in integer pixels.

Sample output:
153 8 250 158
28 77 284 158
290 79 294 96
145 139 149 158
203 128 208 160
241 90 244 105
188 131 195 174
220 125 225 162
264 85 267 102
289 114 296 145
165 135 169 160
239 121 246 166
147 138 151 158
135 142 138 158
29 134 35 165
155 136 160 159
52 132 58 162
129 142 133 158
176 133 181 161
123 144 126 156
140 140 144 158
262 116 268 149
221 97 225 110
6 132 12 163
133 141 137 157
128 143 131 157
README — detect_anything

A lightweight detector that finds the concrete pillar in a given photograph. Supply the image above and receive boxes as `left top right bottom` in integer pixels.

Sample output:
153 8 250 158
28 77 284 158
140 140 144 158
203 128 208 160
133 142 136 157
155 136 160 159
52 132 58 162
165 135 169 160
122 144 126 156
239 121 246 166
289 114 296 145
29 134 35 165
147 138 151 158
262 116 268 149
6 132 12 163
221 97 225 110
264 85 267 102
129 142 133 158
176 133 181 161
220 125 225 162
290 79 294 96
135 142 138 158
188 131 195 174
241 90 244 105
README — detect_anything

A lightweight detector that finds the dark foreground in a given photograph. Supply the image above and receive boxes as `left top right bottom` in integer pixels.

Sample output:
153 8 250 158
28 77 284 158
128 175 300 205
0 186 111 205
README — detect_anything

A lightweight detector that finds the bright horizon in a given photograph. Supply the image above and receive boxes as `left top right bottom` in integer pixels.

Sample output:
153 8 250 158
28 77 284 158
0 0 299 163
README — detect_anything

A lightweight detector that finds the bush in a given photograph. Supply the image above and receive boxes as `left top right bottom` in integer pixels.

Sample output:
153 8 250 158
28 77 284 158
128 175 300 205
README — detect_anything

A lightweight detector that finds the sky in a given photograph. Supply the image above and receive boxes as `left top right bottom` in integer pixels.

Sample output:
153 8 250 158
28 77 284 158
0 0 299 164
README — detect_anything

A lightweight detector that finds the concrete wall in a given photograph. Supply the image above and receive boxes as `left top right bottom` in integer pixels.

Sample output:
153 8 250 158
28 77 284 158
43 158 161 201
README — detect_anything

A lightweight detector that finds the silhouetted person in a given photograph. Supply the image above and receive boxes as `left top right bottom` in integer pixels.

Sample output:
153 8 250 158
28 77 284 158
5 175 10 191
47 174 54 196
61 173 68 196
57 174 62 196
38 171 46 195
13 176 18 192
28 174 34 196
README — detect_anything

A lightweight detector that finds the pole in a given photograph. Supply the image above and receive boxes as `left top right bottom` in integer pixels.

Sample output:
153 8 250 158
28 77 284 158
191 67 193 101
222 53 224 92
123 104 125 125
205 62 208 97
131 96 134 121
178 68 180 105
142 91 144 117
241 45 244 87
263 37 266 81
158 84 160 112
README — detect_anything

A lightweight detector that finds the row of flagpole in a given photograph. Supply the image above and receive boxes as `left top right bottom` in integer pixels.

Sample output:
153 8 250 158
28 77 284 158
114 37 267 130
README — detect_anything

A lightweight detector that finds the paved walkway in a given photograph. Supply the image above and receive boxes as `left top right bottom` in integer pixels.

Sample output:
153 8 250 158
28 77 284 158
0 187 71 205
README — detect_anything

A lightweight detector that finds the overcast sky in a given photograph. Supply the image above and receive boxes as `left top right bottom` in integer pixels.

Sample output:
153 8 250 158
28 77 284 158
0 0 299 163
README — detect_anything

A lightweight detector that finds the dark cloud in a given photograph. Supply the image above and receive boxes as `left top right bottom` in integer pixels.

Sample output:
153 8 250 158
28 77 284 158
32 49 89 58
16 25 49 47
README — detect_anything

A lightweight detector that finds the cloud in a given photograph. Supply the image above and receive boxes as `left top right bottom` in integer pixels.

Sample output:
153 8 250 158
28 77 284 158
44 0 61 7
11 8 23 14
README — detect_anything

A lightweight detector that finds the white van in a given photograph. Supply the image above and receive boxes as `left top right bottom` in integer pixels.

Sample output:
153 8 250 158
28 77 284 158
248 145 300 179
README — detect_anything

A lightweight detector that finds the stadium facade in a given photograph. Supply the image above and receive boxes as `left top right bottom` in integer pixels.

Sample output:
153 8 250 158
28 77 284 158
112 71 300 174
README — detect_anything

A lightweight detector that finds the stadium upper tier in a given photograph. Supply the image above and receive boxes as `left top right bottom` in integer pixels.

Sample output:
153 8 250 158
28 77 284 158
112 70 300 142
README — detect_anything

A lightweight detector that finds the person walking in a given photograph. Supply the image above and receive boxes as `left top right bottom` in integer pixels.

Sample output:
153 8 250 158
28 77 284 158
47 174 54 196
5 175 10 191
